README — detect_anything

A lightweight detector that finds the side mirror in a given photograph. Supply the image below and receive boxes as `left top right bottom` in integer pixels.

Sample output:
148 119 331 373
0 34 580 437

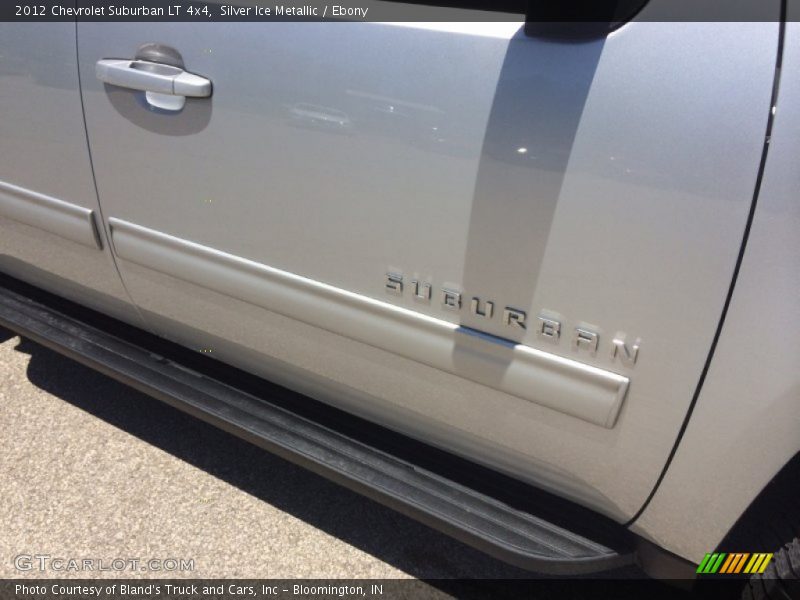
524 0 651 39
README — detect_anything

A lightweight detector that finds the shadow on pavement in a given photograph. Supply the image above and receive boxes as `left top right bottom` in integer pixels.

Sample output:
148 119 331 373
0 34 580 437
0 325 14 344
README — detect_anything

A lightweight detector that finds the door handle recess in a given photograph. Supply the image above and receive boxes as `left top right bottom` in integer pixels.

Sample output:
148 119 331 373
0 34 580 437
95 59 212 98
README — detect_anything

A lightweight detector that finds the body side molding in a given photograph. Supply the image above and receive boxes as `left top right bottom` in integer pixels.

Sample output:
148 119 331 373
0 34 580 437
0 180 102 250
108 217 629 428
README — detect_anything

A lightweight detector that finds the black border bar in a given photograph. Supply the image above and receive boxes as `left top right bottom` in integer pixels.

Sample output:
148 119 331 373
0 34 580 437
0 0 789 23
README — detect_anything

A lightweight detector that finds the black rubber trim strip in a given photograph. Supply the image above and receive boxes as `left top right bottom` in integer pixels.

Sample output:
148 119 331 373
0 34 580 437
74 17 153 335
625 3 787 527
0 275 633 575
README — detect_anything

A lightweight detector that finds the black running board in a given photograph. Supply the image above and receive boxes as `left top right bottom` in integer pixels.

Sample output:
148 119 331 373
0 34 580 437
0 276 634 574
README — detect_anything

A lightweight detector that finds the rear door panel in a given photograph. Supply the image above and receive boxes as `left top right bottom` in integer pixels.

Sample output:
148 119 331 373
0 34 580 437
77 18 778 519
0 23 142 325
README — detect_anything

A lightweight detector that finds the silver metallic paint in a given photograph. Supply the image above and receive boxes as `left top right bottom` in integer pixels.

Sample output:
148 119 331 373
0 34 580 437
632 16 800 563
0 23 145 326
76 19 780 523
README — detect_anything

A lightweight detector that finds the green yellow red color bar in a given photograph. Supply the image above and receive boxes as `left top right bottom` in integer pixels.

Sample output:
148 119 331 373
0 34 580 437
696 552 773 574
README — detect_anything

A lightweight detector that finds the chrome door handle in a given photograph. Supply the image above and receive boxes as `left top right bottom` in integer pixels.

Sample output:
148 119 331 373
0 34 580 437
95 59 212 98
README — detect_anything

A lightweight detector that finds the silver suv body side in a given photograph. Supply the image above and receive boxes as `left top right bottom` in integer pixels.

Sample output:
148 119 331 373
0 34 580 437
632 15 800 563
0 9 795 566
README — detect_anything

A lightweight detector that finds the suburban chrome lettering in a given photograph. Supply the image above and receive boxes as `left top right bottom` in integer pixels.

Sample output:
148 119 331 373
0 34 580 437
537 316 561 342
470 297 494 319
573 328 599 355
502 308 527 330
441 288 462 310
611 336 641 366
410 279 431 301
385 272 640 366
385 272 403 295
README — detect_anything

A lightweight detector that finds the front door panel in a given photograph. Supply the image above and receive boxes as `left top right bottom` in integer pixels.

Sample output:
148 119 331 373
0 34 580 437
78 18 778 520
